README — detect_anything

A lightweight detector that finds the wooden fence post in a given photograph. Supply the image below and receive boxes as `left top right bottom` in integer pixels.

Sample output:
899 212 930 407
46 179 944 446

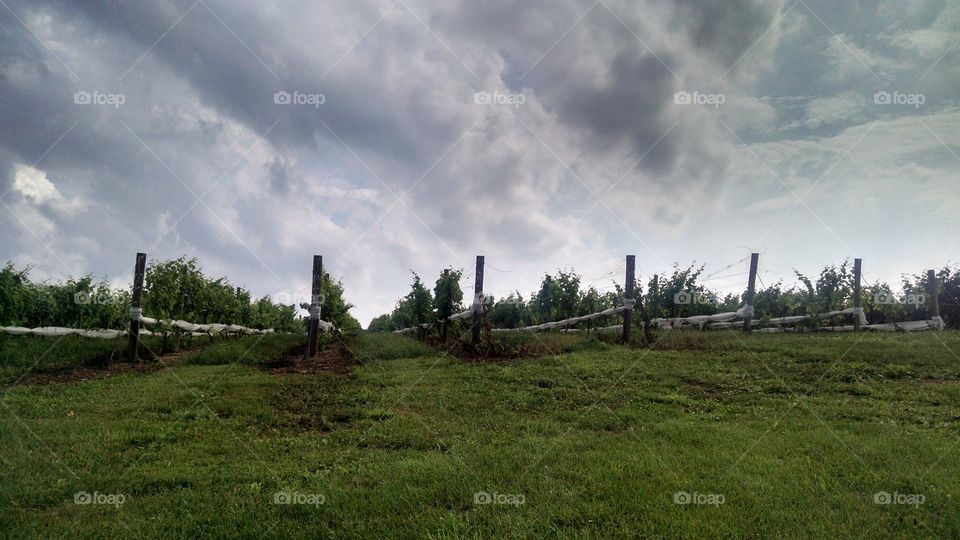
307 255 323 359
743 253 759 333
853 258 863 331
622 255 635 343
127 252 146 361
472 256 484 346
928 269 942 329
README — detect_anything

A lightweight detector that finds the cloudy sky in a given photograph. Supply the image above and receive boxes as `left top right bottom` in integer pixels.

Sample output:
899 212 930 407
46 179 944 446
1 0 958 325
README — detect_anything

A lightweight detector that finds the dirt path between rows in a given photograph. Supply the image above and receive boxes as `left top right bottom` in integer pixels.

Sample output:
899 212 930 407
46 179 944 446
9 337 353 388
13 350 194 386
266 338 354 375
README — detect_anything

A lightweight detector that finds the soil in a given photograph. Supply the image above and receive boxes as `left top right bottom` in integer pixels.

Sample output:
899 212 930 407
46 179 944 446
14 350 193 386
265 337 354 374
9 337 356 387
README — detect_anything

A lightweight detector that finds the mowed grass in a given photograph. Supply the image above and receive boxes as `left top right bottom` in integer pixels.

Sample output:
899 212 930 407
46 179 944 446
0 334 168 385
2 331 960 537
184 334 305 366
0 333 304 386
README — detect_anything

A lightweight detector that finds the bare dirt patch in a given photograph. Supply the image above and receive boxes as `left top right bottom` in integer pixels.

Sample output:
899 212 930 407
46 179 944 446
15 351 193 386
265 338 354 374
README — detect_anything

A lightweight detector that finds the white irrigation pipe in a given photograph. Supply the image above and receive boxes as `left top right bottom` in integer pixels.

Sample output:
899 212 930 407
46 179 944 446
0 309 334 340
656 307 943 333
131 310 277 335
752 318 944 333
0 327 139 338
491 302 942 335
388 291 947 337
492 305 629 333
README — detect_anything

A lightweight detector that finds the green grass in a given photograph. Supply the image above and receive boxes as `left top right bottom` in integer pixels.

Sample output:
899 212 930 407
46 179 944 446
349 332 436 362
2 331 960 537
0 334 168 385
184 334 305 366
476 331 612 358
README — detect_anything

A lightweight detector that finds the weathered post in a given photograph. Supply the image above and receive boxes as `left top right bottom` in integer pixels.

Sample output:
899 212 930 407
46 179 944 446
622 255 635 343
928 269 942 329
853 258 863 331
743 253 759 333
472 256 485 346
307 255 323 359
128 252 146 361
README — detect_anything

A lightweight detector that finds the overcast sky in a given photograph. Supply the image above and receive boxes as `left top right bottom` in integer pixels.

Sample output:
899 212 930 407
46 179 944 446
1 0 958 325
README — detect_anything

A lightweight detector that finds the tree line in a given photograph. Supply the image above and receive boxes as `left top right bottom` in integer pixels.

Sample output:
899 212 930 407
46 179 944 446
367 261 960 333
0 257 361 333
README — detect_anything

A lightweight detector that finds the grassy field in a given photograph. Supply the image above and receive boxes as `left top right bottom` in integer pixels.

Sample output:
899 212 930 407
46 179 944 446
2 330 960 537
0 334 170 386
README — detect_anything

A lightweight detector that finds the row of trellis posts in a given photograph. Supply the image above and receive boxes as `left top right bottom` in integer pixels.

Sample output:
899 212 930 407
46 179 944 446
126 252 945 360
443 253 943 346
126 253 333 361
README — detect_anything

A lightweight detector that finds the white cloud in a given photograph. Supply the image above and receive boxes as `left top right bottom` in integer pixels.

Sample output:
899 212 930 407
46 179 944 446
12 164 84 215
802 93 866 129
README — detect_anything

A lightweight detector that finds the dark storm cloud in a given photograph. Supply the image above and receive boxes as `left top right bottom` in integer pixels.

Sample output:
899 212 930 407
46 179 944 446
35 0 467 185
672 0 785 68
1 0 786 202
0 0 791 280
551 51 679 173
0 0 779 275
